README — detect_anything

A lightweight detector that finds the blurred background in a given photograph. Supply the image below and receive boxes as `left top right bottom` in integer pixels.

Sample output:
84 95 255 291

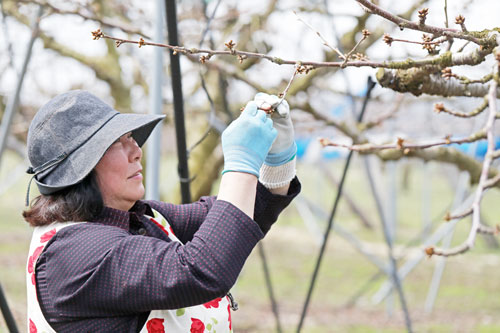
1 0 500 332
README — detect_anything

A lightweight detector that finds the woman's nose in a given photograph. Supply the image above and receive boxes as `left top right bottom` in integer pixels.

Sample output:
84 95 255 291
128 139 142 162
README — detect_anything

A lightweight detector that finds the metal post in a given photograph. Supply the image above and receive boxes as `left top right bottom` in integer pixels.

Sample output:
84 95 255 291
421 162 432 241
165 0 191 203
0 283 18 333
257 243 282 333
296 77 376 332
0 6 42 167
146 0 165 200
364 156 412 332
385 158 398 317
372 191 476 303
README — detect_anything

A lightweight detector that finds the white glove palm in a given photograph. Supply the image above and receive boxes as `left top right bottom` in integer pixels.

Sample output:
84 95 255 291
253 93 296 165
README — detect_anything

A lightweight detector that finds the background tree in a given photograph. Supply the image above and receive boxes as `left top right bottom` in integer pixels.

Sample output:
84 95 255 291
1 0 500 331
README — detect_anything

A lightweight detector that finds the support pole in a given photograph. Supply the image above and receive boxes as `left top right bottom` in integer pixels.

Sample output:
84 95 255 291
296 77 376 332
0 6 42 168
372 191 475 303
364 156 413 332
425 168 470 313
146 0 165 200
165 0 191 203
257 243 282 333
0 283 17 333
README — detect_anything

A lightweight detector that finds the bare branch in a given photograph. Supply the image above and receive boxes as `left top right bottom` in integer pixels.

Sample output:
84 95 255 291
433 97 488 118
430 68 499 257
355 0 495 46
342 29 371 67
444 0 449 28
319 130 486 153
376 146 498 187
378 67 500 98
446 207 472 222
359 94 404 131
92 29 495 71
19 0 149 37
294 10 346 60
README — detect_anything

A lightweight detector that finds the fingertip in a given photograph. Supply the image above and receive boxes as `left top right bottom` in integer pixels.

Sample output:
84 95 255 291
268 94 280 105
243 101 258 116
254 92 268 100
256 109 268 121
271 126 278 139
276 99 290 117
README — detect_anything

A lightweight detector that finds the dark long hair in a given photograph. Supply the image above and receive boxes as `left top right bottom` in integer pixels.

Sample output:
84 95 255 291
23 171 104 226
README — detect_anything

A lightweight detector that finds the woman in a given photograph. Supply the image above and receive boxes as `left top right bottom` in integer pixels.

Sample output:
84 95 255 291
23 90 300 332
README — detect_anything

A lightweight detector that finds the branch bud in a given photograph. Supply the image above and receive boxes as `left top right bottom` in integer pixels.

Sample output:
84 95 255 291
422 34 436 53
237 55 247 64
352 53 369 61
396 137 405 149
225 40 236 54
425 246 435 258
138 37 145 48
418 8 428 25
441 67 457 80
455 15 467 32
91 28 104 40
434 103 446 113
319 138 331 147
383 33 393 46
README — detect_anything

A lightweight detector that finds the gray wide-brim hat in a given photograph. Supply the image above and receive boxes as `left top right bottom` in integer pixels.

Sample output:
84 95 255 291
26 90 165 197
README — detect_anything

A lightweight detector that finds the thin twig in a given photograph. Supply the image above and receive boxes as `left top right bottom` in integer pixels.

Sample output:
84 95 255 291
360 94 404 131
275 65 302 109
429 70 499 257
19 0 149 37
293 10 346 60
444 0 449 28
319 130 486 153
93 29 496 71
0 2 16 71
342 30 370 67
383 35 447 47
446 207 473 222
433 97 489 118
457 41 471 53
199 0 222 47
478 224 500 235
355 0 490 45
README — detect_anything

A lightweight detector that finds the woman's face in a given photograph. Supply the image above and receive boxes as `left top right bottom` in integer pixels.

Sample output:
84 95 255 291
94 132 144 211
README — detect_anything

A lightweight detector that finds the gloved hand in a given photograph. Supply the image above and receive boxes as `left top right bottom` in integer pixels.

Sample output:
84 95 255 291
253 93 297 166
221 101 277 177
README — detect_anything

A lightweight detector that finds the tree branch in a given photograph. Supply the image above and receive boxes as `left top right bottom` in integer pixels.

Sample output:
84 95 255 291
378 66 500 98
355 0 496 46
428 69 499 257
18 0 149 37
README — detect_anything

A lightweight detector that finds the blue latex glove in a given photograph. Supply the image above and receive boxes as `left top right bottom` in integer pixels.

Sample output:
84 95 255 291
221 101 277 177
254 93 297 166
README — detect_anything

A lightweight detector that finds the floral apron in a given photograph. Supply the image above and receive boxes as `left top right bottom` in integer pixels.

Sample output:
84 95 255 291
27 209 234 333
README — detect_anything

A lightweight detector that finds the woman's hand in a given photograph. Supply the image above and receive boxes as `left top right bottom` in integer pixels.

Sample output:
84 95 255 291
254 93 296 166
221 101 277 177
218 101 277 218
253 93 297 194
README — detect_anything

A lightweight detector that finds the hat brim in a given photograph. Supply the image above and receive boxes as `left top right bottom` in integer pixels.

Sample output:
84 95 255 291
35 113 165 195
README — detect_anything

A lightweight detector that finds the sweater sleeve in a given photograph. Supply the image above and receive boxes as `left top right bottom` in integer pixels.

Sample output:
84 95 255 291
146 176 301 240
37 200 264 318
253 176 301 234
